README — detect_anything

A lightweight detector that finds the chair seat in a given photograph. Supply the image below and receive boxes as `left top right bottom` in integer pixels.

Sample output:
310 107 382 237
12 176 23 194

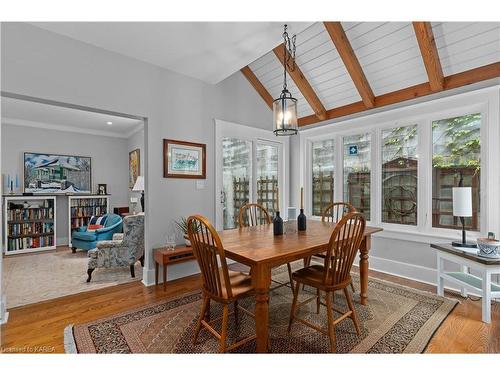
72 231 97 242
219 270 254 299
292 264 351 291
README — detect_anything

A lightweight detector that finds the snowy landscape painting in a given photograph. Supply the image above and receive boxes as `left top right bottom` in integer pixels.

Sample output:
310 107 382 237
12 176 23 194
24 153 92 194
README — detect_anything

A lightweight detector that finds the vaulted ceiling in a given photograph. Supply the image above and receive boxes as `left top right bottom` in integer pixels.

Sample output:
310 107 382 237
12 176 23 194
241 22 500 127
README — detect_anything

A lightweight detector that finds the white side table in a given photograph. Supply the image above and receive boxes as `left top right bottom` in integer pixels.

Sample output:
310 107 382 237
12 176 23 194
432 243 500 323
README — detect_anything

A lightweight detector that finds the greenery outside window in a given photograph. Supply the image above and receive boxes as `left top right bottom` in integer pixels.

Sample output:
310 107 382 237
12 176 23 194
432 113 481 231
381 125 418 225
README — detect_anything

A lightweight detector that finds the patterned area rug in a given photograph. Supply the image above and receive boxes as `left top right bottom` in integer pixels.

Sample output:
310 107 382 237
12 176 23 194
67 266 457 353
3 248 143 308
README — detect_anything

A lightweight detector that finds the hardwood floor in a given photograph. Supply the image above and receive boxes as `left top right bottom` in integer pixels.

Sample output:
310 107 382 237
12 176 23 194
1 266 499 353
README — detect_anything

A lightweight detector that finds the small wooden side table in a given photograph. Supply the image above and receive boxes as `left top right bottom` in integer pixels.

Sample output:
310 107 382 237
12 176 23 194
432 243 500 323
153 246 196 291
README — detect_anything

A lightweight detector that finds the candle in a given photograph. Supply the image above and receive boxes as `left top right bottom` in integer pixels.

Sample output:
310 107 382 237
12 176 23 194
276 188 279 212
300 187 304 210
15 174 19 188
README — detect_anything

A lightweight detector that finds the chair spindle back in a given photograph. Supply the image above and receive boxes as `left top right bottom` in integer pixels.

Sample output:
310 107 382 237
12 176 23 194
187 215 233 299
238 203 271 228
322 202 356 223
323 212 366 287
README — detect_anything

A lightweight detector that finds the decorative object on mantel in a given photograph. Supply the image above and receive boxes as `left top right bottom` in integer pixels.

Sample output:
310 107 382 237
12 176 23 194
297 187 306 231
132 176 145 211
97 184 107 195
163 139 206 179
174 217 200 246
273 24 298 136
24 152 91 194
451 186 476 248
129 148 140 189
5 174 19 194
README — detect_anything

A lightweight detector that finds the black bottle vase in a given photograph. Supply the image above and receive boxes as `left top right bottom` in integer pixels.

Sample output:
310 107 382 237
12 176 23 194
273 211 283 236
297 208 307 231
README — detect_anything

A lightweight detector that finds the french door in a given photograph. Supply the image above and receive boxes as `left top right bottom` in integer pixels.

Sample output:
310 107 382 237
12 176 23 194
215 119 288 230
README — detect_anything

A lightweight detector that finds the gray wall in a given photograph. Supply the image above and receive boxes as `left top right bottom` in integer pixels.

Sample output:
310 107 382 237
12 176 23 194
1 123 130 245
0 22 272 285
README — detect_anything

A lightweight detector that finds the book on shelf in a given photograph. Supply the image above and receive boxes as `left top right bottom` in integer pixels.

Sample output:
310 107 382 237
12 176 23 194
5 198 55 252
69 196 109 233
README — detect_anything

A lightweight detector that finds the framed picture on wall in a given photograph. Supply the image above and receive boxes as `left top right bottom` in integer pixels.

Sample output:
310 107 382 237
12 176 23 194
23 152 92 194
129 148 140 189
163 139 206 179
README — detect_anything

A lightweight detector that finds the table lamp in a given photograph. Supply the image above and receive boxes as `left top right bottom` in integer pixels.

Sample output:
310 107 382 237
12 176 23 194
132 176 144 212
452 187 476 248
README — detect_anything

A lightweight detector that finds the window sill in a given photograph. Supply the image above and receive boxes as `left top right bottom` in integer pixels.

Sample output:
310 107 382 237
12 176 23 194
373 227 481 245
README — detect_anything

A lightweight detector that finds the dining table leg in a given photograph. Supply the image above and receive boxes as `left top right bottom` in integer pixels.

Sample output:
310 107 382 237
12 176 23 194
252 263 272 353
359 235 371 305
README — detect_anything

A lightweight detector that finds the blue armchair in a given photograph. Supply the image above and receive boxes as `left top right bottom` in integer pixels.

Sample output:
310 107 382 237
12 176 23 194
71 214 123 252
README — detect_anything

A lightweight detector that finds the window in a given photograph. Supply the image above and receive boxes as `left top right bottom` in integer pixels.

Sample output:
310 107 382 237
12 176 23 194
222 138 252 229
381 125 418 225
432 113 481 231
311 139 335 216
343 133 371 220
256 143 279 217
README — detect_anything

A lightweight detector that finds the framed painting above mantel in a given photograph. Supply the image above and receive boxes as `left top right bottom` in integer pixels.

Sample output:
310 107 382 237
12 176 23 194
163 139 206 179
24 152 92 194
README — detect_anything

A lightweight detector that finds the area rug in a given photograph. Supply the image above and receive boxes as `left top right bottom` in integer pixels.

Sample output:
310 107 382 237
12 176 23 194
66 266 457 353
3 248 143 308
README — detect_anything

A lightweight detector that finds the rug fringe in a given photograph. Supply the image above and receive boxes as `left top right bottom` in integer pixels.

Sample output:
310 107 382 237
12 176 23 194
64 324 78 353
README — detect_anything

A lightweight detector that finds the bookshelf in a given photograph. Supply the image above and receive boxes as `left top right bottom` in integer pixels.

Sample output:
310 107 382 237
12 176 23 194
3 196 56 255
68 195 110 246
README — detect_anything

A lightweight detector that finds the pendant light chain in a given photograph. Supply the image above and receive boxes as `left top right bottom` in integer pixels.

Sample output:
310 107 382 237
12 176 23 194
273 24 298 136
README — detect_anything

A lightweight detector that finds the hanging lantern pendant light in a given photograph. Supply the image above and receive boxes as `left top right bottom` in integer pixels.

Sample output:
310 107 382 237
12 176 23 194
273 24 298 136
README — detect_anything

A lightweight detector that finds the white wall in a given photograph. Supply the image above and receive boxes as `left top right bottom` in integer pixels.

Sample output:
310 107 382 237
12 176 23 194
1 123 130 245
0 22 272 286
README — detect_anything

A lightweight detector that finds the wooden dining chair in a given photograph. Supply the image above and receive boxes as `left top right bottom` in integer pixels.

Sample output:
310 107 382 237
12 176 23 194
238 203 295 294
303 202 357 295
288 212 366 353
188 215 256 353
303 202 356 267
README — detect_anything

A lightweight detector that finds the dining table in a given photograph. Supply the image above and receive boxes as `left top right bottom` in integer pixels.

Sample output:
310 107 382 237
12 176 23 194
218 219 383 353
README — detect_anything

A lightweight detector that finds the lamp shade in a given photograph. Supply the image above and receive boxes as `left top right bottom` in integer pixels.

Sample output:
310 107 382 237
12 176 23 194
452 187 472 217
132 176 144 192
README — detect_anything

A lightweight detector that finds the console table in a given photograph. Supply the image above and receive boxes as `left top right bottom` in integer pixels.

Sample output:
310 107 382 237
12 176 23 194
153 246 196 291
431 243 500 323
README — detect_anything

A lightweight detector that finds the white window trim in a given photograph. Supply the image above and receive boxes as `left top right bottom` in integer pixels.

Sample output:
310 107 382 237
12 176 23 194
299 86 500 244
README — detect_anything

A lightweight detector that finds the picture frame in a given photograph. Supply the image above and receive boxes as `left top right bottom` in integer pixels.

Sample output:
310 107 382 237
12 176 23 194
129 148 140 189
163 139 206 179
23 152 92 194
97 184 107 195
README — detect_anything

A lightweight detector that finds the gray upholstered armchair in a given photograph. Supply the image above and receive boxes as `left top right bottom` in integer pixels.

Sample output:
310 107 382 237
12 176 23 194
87 214 145 282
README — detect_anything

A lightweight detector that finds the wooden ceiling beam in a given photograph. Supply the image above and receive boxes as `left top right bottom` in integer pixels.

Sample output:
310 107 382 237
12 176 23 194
240 66 274 109
298 62 500 127
323 22 375 108
413 22 444 92
273 44 327 120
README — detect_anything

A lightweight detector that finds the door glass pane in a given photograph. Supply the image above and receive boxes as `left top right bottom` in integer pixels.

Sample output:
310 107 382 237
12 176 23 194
343 133 371 220
432 113 481 230
222 138 252 230
256 143 279 217
312 139 335 216
382 125 418 225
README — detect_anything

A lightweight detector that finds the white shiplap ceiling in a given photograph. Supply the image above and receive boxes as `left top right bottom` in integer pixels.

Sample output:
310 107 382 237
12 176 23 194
247 21 499 119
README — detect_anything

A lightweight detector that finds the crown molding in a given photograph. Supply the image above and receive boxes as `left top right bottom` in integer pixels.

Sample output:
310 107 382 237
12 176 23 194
1 117 138 139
